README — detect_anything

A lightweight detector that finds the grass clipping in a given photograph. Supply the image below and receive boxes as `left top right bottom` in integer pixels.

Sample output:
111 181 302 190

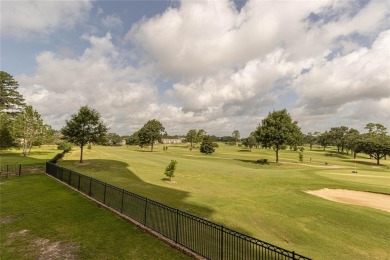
306 188 390 213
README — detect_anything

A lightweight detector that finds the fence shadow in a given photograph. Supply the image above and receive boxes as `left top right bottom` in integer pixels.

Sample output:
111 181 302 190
58 159 214 219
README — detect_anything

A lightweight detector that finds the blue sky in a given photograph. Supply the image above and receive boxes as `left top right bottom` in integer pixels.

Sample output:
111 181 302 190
1 0 389 136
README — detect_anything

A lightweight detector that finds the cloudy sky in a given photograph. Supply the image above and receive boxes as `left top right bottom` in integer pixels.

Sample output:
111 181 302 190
2 0 389 136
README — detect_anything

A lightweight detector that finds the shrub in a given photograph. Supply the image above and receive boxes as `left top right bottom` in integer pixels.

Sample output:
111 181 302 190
256 159 268 164
211 142 219 148
57 141 72 153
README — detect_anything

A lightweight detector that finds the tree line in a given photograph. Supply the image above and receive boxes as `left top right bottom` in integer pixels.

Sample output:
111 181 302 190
2 70 389 165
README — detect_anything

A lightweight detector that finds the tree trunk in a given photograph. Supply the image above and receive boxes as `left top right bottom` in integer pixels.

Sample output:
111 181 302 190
353 151 357 159
275 145 279 163
80 145 84 163
151 141 154 152
377 157 380 165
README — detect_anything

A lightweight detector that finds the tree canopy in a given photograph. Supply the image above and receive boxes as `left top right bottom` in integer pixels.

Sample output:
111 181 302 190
254 109 302 163
200 135 215 154
138 119 165 152
61 106 108 163
0 71 25 114
186 129 198 150
357 123 390 165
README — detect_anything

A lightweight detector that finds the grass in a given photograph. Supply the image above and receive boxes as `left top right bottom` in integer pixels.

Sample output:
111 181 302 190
0 145 59 165
0 174 190 259
56 143 390 260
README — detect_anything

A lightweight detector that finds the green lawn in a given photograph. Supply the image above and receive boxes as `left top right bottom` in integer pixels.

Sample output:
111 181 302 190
56 144 390 260
0 174 190 259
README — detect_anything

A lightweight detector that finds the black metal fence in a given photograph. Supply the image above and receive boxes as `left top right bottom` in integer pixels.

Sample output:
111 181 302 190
0 163 45 178
46 162 310 260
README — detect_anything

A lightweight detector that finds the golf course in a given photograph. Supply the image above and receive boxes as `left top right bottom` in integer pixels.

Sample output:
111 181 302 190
1 143 389 259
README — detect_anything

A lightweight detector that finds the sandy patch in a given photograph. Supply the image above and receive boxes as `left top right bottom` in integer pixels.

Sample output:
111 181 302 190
306 189 390 213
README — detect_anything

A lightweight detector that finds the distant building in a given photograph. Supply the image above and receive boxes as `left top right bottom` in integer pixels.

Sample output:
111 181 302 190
161 138 185 144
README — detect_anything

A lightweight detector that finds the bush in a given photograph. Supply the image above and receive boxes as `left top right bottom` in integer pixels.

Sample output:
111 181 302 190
211 142 219 148
256 159 268 164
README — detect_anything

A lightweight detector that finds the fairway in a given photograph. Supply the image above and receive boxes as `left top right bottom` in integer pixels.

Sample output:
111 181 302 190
55 144 390 260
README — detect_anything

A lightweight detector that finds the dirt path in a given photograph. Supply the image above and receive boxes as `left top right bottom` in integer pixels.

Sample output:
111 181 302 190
306 188 390 213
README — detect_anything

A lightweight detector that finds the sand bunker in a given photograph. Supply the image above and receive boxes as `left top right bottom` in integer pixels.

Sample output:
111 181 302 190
306 189 390 213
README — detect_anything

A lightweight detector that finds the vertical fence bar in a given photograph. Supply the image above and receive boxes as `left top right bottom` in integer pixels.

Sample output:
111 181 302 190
175 209 179 243
144 198 148 225
88 177 92 196
220 225 224 260
78 174 81 191
68 171 72 185
103 183 107 204
19 164 22 176
120 189 124 213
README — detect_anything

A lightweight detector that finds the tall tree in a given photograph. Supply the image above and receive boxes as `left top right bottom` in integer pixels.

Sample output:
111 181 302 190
138 119 165 152
344 128 360 158
254 109 302 163
12 106 46 156
358 123 390 165
0 71 25 114
329 126 349 153
232 130 240 146
61 106 108 163
317 131 332 151
186 129 198 150
304 132 319 151
197 129 206 143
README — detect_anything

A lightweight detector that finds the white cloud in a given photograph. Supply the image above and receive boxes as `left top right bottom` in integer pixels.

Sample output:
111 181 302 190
102 14 123 30
293 30 390 115
1 0 92 39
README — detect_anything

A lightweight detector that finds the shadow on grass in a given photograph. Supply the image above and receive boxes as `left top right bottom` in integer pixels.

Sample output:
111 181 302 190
325 152 351 159
58 159 215 220
0 151 55 165
342 160 382 166
237 149 252 152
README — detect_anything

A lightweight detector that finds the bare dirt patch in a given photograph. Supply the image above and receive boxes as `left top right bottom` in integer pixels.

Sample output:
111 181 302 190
306 189 390 213
5 229 79 259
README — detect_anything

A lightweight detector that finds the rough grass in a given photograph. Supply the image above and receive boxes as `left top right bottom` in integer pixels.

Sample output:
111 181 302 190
0 174 189 260
56 144 390 260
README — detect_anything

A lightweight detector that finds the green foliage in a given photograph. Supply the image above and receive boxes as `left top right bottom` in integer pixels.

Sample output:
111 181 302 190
12 106 47 156
242 134 257 151
329 126 349 153
317 131 332 151
138 119 165 152
256 158 268 164
211 142 219 148
186 129 198 150
103 132 123 146
232 130 240 146
298 146 304 162
164 160 177 181
357 124 390 165
126 131 140 145
61 106 108 162
0 113 16 150
199 135 215 154
57 141 73 152
255 109 302 163
0 71 25 114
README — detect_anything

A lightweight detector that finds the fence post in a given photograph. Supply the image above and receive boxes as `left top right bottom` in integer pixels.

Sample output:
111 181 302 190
220 225 224 260
144 198 148 225
19 164 22 176
175 209 179 243
103 183 107 204
120 189 125 213
88 177 92 196
68 171 72 185
77 174 81 191
293 251 295 260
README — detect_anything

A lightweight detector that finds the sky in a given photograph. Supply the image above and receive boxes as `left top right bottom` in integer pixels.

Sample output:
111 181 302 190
1 0 389 137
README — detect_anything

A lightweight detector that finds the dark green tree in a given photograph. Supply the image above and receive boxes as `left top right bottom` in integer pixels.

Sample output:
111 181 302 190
126 131 140 145
357 123 390 165
197 129 206 143
304 132 319 151
317 131 332 151
344 128 360 158
0 113 16 150
200 135 215 154
0 71 25 114
61 106 108 163
254 109 302 163
186 129 198 150
329 126 349 153
138 119 165 152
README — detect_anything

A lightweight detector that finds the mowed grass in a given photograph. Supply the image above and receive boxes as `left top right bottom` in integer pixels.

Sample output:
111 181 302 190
58 144 390 260
0 174 190 259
